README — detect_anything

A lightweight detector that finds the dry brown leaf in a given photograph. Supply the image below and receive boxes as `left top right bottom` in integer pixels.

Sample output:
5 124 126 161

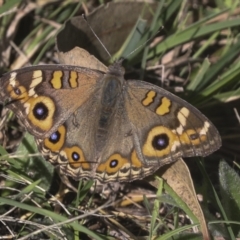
56 1 157 64
58 47 108 72
148 158 210 240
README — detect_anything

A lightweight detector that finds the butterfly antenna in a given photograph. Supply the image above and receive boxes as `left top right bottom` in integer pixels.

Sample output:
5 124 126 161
82 14 112 59
125 26 163 60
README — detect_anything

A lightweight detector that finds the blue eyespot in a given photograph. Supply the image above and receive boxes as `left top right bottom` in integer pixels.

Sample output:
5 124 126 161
49 131 60 143
14 87 21 95
72 152 80 161
33 102 48 120
152 134 169 150
110 159 118 168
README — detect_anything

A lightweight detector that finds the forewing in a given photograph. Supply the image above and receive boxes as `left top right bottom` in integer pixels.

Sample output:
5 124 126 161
0 65 104 138
124 80 221 167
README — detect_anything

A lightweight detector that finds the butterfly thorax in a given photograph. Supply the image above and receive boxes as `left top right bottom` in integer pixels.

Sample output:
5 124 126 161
95 73 124 152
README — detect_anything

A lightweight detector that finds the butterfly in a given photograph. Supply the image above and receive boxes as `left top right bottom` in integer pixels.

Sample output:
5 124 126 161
0 52 221 183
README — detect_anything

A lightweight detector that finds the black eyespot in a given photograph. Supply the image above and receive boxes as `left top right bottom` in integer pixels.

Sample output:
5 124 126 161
110 159 118 168
190 133 199 140
49 131 60 143
72 152 80 161
152 134 169 150
33 102 49 120
14 87 21 95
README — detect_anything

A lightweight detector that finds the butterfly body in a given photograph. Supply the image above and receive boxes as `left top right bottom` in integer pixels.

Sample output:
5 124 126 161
95 65 124 152
0 62 221 182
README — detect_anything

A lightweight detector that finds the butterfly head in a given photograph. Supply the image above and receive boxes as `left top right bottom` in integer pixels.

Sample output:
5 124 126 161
107 60 125 78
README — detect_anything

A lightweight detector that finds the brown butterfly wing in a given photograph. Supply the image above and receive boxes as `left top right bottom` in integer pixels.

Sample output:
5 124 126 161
0 65 104 138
